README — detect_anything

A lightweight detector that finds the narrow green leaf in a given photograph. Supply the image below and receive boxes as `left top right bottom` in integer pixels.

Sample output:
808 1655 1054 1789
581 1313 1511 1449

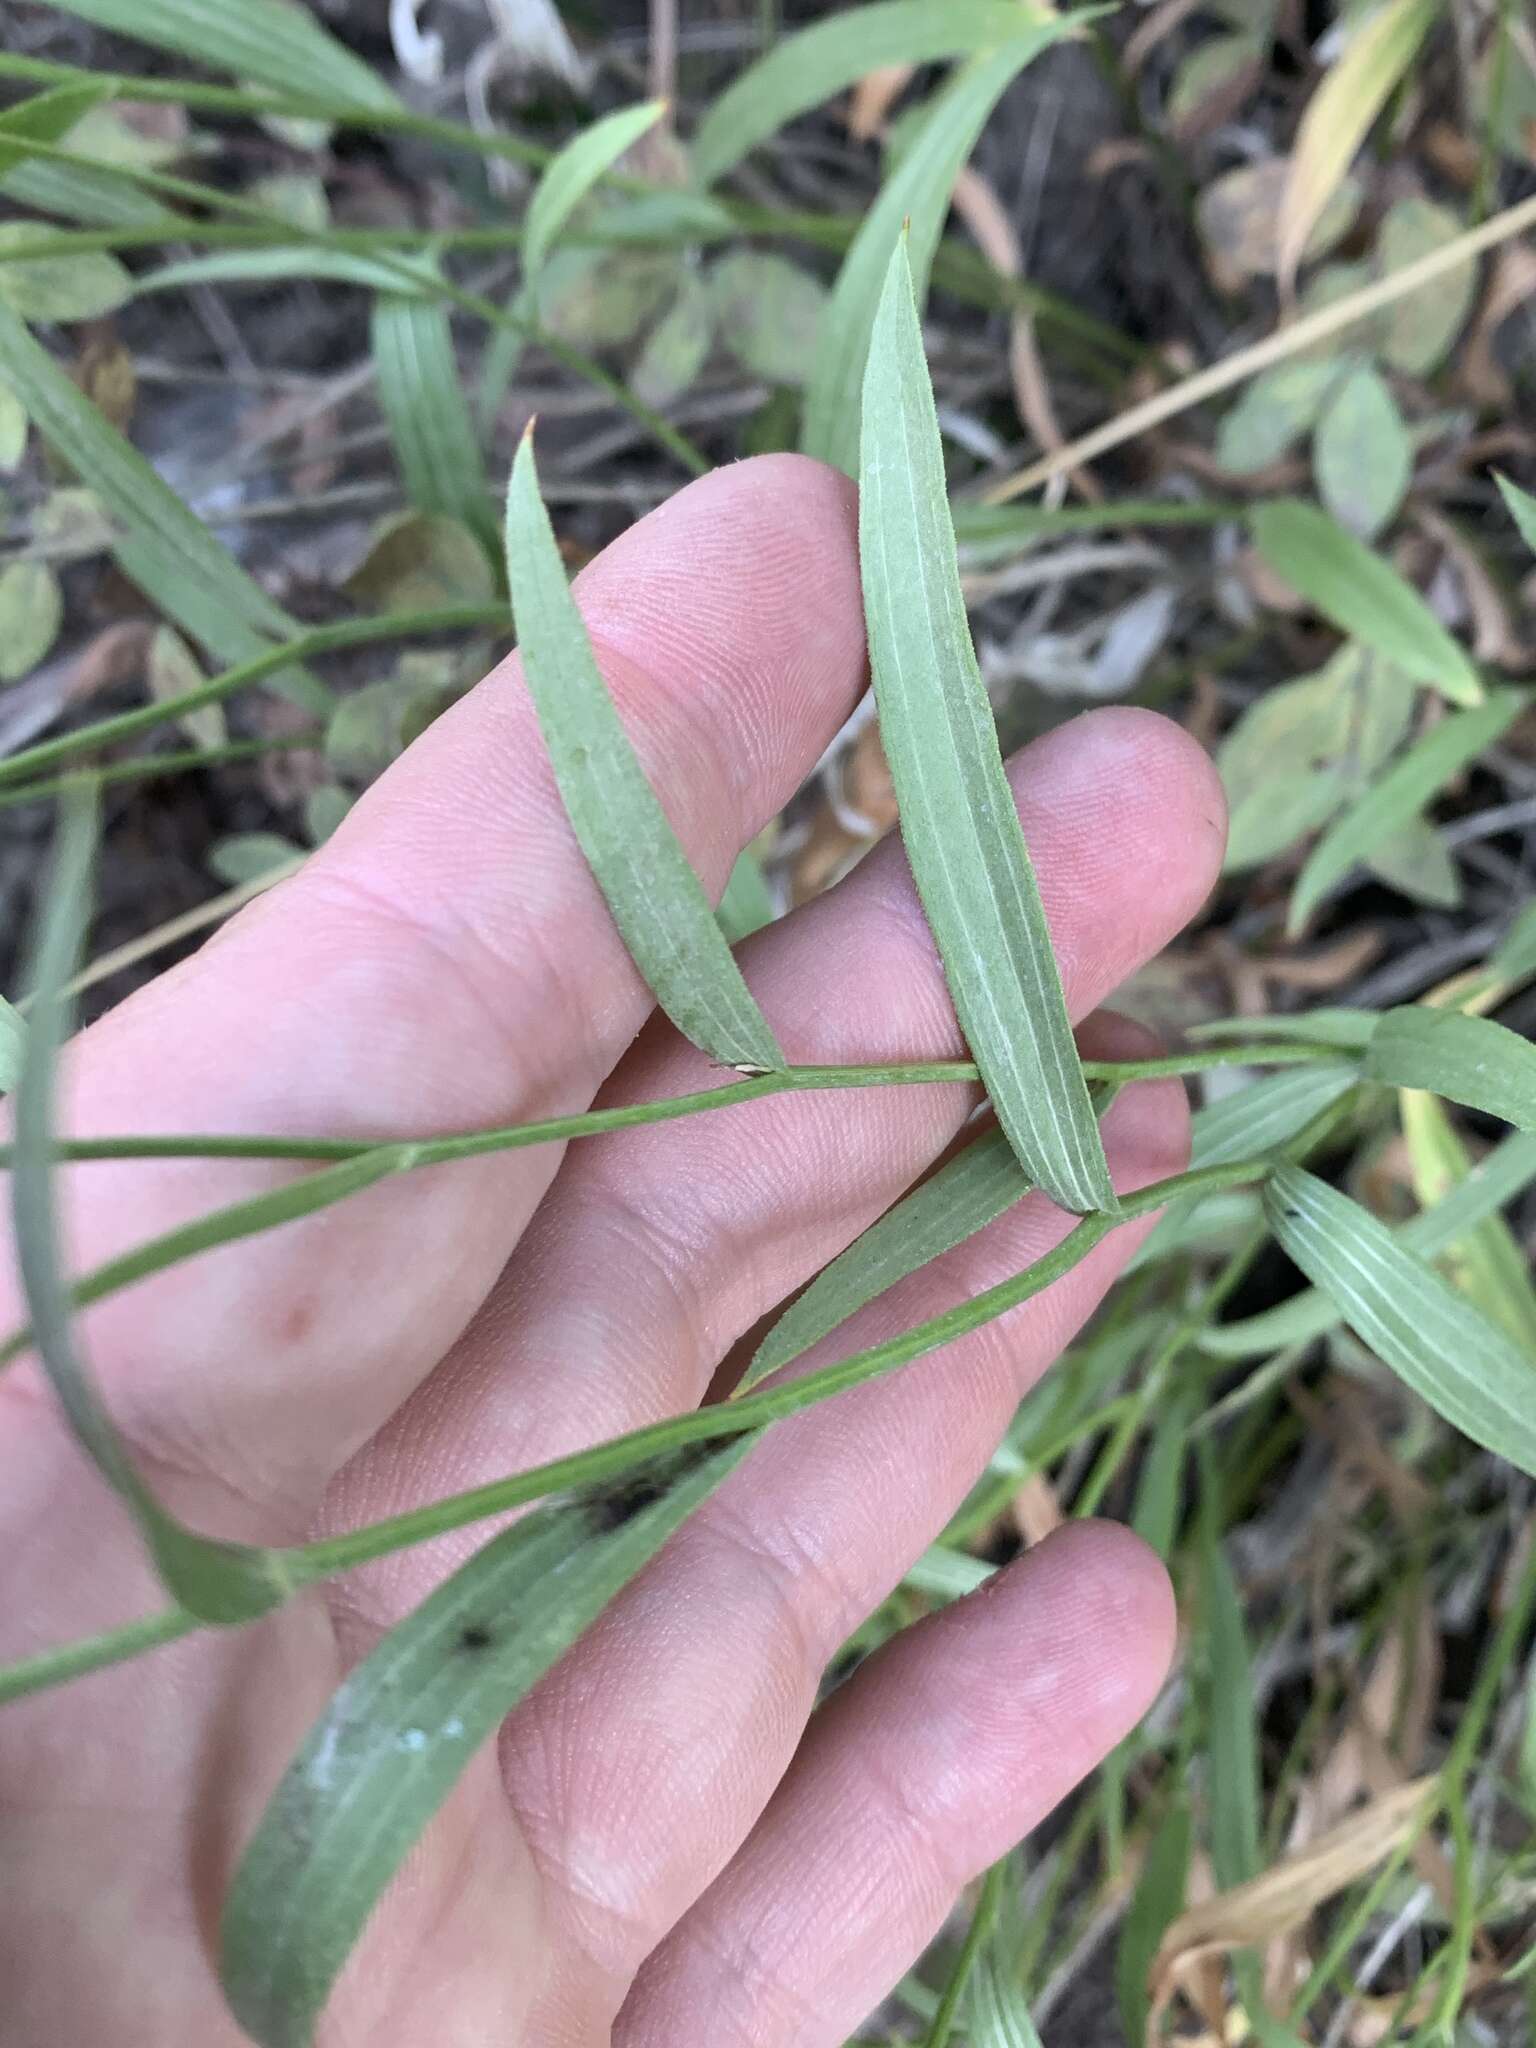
1496 471 1536 556
952 496 1232 564
1289 688 1522 933
33 0 400 111
1117 1799 1191 2044
1251 500 1483 706
1264 1166 1536 1473
1490 900 1536 986
220 1439 753 2048
1204 1130 1536 1359
1399 1088 1536 1353
1200 1484 1261 1889
1364 1005 1536 1134
0 301 328 713
11 785 290 1624
740 1127 1030 1393
858 241 1112 1214
692 0 1058 187
1312 362 1410 540
969 1942 1044 2048
0 80 114 175
717 849 776 944
803 31 1067 477
505 432 782 1073
0 222 131 319
372 296 495 557
143 248 437 294
1190 1009 1378 1050
525 99 664 278
0 992 24 1096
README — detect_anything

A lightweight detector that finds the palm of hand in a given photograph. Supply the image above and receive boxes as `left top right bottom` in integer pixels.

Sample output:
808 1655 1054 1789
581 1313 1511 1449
0 458 1224 2047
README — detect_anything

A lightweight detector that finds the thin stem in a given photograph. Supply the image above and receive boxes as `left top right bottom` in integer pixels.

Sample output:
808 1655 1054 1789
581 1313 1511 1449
0 605 510 789
0 1607 198 1707
0 1155 1275 1703
0 732 323 815
922 1859 1005 2048
0 1045 1352 1169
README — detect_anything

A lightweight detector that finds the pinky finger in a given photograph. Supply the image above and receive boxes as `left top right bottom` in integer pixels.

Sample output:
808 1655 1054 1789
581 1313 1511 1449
615 1522 1175 2048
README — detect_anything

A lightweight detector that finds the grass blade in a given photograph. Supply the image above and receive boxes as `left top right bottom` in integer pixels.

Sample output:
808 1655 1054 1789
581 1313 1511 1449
1276 0 1438 295
0 991 25 1095
219 1439 753 2048
11 785 290 1624
740 1127 1030 1392
1205 1130 1536 1359
505 431 783 1072
1251 500 1482 706
0 301 327 713
372 295 496 557
0 79 114 174
691 0 1053 187
858 240 1113 1213
1264 1165 1536 1474
802 31 1069 477
1200 1470 1262 1889
1496 471 1536 555
33 0 400 111
1399 1089 1536 1353
1364 1005 1536 1133
1289 688 1522 934
1117 1798 1192 2044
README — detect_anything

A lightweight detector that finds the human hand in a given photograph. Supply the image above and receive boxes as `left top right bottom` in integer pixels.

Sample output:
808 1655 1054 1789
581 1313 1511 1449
0 456 1226 2046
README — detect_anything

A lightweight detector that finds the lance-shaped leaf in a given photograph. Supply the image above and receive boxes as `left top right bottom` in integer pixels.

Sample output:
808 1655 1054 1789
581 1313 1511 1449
858 242 1113 1213
0 991 24 1095
505 432 783 1072
1497 472 1536 556
31 0 400 110
1289 688 1522 933
1364 1006 1536 1134
1251 500 1482 706
220 1439 753 2048
1205 1131 1536 1359
11 785 291 1623
0 79 113 178
1264 1166 1536 1474
372 295 496 556
802 30 1069 477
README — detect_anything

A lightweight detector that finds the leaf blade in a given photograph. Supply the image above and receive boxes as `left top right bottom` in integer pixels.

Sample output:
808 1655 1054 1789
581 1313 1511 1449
372 294 496 557
858 242 1113 1214
505 433 783 1073
1364 1006 1536 1134
1264 1165 1536 1474
1251 499 1482 706
220 1439 752 2048
525 98 665 279
803 31 1068 477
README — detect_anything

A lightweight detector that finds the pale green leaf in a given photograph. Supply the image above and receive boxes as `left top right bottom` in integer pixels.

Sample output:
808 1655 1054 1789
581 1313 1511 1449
858 241 1112 1214
1378 197 1474 375
1215 359 1343 474
506 433 783 1073
1191 1010 1378 1049
692 0 1059 187
1490 900 1536 985
1192 1062 1361 1170
632 272 714 407
0 300 327 711
1252 499 1483 706
710 250 826 387
0 376 25 470
1364 1006 1536 1134
0 993 24 1097
219 1439 752 2048
209 832 304 887
1496 472 1536 556
372 296 495 556
0 222 131 320
1400 1089 1536 1354
1364 814 1459 910
3 155 178 230
148 625 226 750
1201 1486 1261 1888
0 80 114 175
32 0 400 111
1118 1800 1192 2044
1203 1131 1536 1358
1220 643 1415 873
524 99 665 279
1265 1166 1536 1474
142 248 437 294
0 559 63 681
803 30 1067 477
716 849 775 944
740 1127 1030 1394
12 784 291 1623
953 496 1230 564
1312 362 1411 539
1289 688 1523 932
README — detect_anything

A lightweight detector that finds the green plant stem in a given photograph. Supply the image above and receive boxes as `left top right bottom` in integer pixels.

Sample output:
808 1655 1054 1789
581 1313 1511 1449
0 1153 1273 1704
0 604 509 789
0 1044 1350 1172
922 1859 1004 2048
0 733 323 814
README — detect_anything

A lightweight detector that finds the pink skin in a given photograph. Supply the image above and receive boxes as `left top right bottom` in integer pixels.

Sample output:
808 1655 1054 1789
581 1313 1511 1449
0 457 1227 2047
